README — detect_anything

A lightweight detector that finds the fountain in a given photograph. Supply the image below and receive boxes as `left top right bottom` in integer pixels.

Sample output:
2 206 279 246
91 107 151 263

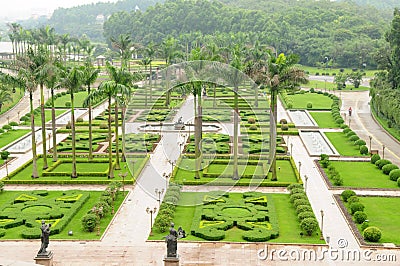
138 123 221 133
5 129 45 153
288 110 317 128
52 109 88 126
299 130 338 156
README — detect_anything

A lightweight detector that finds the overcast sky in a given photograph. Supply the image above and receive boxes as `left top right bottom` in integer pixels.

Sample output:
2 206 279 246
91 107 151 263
1 0 119 20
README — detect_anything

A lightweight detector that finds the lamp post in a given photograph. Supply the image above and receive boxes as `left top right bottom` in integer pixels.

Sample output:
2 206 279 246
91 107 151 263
6 116 9 125
118 171 128 193
290 143 293 156
17 111 20 122
146 207 157 236
168 159 176 173
320 210 324 240
298 161 302 177
304 175 308 192
179 142 183 155
155 188 165 207
369 136 372 152
163 172 171 189
382 145 385 159
131 160 136 184
348 117 351 127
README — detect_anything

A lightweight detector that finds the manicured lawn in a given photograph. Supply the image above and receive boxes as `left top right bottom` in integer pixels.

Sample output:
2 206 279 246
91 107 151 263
303 80 369 91
298 65 377 78
355 197 400 244
149 192 323 244
53 91 90 108
22 109 66 126
285 93 333 109
309 112 339 128
324 132 365 156
0 190 126 240
0 129 31 149
328 161 399 189
0 88 24 116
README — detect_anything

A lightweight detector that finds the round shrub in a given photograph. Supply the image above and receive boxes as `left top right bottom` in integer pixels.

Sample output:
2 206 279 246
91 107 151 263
99 123 108 129
343 128 351 134
279 119 287 124
81 213 97 232
397 177 400 187
296 205 313 214
390 169 400 181
290 188 305 195
290 193 307 203
249 125 258 130
341 190 356 202
335 118 344 124
20 115 29 122
363 226 382 242
359 145 369 155
371 154 381 164
66 121 71 129
340 124 349 129
333 176 343 186
306 102 313 109
9 121 18 126
347 195 360 204
65 101 71 108
375 159 392 169
346 131 356 137
298 211 315 221
281 124 289 131
355 139 366 146
293 199 310 208
76 117 84 123
349 135 359 142
300 217 318 236
2 125 11 131
0 228 5 238
153 214 172 233
350 202 365 214
287 183 304 190
247 117 256 124
382 164 399 175
353 211 367 224
361 221 370 231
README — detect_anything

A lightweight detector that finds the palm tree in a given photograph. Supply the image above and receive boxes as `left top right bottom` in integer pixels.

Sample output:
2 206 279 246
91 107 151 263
263 52 308 180
58 33 70 65
59 66 84 178
143 42 157 102
161 36 181 107
110 34 133 69
85 79 129 178
0 84 12 112
80 61 100 160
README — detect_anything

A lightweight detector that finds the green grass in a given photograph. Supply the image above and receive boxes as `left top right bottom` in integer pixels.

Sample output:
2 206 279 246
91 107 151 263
286 93 333 109
22 109 66 126
324 132 365 156
298 65 377 78
371 109 400 143
149 192 323 244
0 129 31 149
309 112 339 128
303 80 369 91
0 88 24 116
327 161 399 189
0 190 126 240
53 91 90 108
355 197 400 244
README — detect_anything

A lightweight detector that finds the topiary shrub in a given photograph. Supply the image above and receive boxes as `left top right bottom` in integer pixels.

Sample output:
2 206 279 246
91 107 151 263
66 121 71 129
375 159 392 169
99 123 108 129
355 139 366 146
9 121 18 126
296 205 313 214
20 115 29 122
2 125 11 131
287 183 304 190
341 190 356 202
389 169 400 181
306 102 313 109
361 221 370 231
398 177 400 187
0 228 5 238
76 117 84 123
354 211 367 224
300 217 318 236
279 119 287 124
343 128 351 134
349 135 359 142
247 117 256 124
65 101 71 108
281 124 289 131
346 131 356 138
333 176 343 186
290 188 305 195
350 202 365 214
382 164 399 175
293 199 310 208
298 211 315 221
335 118 344 124
363 226 382 242
359 145 369 155
371 154 381 164
347 195 360 204
81 213 97 232
290 193 307 203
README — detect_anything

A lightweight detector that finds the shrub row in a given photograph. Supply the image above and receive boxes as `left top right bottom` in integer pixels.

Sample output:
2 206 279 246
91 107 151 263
153 183 182 233
370 154 400 186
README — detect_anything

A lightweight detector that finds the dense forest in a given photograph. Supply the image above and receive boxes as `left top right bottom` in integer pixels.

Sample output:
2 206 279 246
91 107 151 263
103 0 390 68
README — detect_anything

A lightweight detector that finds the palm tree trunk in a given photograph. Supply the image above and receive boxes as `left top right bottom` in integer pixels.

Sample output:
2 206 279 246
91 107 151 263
88 86 93 160
194 90 200 179
270 88 278 181
40 84 48 169
71 91 77 178
149 63 153 101
213 84 216 108
30 92 39 178
121 105 126 162
108 96 114 178
232 86 239 180
254 84 259 107
114 100 121 170
51 88 57 162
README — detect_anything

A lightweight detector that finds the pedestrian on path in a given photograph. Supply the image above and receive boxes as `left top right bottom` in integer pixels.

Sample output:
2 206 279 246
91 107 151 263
348 107 352 116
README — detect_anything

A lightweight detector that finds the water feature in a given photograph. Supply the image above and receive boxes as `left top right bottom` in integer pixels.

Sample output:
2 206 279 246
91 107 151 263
299 130 337 156
288 110 317 127
138 123 221 133
53 109 87 125
6 129 44 153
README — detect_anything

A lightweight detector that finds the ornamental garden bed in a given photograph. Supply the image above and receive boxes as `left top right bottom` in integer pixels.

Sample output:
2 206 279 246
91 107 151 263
149 189 323 244
2 155 148 184
317 159 400 189
324 132 369 157
0 129 31 149
337 192 400 245
309 112 340 129
281 91 334 110
172 156 299 187
135 109 176 122
0 188 126 240
54 133 107 153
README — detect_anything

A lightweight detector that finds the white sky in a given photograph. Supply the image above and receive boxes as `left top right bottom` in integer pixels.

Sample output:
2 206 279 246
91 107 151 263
1 0 119 20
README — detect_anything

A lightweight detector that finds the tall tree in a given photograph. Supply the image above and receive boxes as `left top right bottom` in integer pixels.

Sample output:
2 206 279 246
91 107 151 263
110 34 134 69
385 8 400 90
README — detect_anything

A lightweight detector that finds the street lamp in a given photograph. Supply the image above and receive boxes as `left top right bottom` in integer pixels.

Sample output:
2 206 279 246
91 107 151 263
118 170 128 193
304 175 308 192
298 161 302 177
146 207 157 236
131 160 136 184
163 172 171 189
348 117 351 127
290 143 293 156
382 145 385 159
179 142 183 155
320 210 324 240
155 188 165 207
368 136 372 153
168 159 176 173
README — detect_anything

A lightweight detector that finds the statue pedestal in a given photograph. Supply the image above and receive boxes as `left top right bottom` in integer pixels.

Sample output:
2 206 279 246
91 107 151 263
163 255 179 266
34 251 54 266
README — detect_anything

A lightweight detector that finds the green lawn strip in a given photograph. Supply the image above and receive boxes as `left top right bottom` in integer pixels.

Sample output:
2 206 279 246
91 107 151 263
309 112 339 128
173 158 297 185
324 132 365 156
0 190 126 240
0 129 31 149
298 65 377 78
354 197 400 245
149 192 322 243
328 161 398 189
0 89 24 116
4 157 146 183
22 110 66 126
53 91 90 108
303 80 369 91
285 93 333 109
